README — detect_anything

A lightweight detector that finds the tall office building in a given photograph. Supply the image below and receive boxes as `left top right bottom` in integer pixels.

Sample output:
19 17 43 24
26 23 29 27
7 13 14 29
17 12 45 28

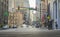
36 0 41 24
8 0 30 27
0 0 8 26
50 0 60 29
40 0 48 27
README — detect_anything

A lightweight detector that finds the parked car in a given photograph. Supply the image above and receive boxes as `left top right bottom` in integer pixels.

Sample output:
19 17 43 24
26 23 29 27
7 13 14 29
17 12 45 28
21 24 28 28
13 25 17 28
2 25 9 29
32 21 40 28
35 24 40 28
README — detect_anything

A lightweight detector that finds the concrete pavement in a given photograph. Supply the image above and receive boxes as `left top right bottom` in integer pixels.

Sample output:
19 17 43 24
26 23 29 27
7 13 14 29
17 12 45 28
0 27 48 32
0 27 60 37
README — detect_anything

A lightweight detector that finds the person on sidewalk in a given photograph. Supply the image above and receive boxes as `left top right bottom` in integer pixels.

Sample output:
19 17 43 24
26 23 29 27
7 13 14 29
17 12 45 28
55 22 58 29
48 19 54 30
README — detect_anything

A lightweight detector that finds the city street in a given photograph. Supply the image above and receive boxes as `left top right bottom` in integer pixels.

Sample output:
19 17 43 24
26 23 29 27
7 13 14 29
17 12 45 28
0 0 60 37
0 27 60 37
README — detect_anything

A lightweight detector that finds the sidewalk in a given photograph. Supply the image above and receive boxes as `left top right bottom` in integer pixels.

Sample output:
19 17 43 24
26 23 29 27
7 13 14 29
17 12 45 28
0 27 48 32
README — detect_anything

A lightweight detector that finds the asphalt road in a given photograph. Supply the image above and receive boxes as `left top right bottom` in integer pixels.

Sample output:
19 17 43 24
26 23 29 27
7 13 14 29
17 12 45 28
0 28 60 37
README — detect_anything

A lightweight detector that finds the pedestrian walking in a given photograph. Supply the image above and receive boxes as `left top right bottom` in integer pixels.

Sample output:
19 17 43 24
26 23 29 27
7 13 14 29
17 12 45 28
48 19 54 30
55 22 58 29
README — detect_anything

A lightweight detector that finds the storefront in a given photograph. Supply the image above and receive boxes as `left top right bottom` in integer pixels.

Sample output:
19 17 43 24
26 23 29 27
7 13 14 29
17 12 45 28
53 0 60 29
53 0 57 29
57 0 60 29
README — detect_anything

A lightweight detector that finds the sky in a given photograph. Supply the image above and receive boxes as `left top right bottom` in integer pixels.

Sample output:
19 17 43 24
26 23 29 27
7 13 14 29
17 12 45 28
29 0 36 8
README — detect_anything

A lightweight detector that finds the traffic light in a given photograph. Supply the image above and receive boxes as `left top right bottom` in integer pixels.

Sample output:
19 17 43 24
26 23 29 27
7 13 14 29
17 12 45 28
18 6 20 10
4 11 9 16
4 20 8 25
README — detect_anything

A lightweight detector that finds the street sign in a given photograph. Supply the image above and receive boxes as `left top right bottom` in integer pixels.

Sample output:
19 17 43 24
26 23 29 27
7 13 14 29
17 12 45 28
29 8 36 10
4 11 9 16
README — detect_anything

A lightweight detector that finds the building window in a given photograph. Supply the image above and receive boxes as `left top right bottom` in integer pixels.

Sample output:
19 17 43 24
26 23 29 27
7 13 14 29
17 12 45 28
56 1 57 19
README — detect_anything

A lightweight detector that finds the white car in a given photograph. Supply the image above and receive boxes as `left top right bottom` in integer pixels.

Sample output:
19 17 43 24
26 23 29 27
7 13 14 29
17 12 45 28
2 25 9 29
22 24 28 28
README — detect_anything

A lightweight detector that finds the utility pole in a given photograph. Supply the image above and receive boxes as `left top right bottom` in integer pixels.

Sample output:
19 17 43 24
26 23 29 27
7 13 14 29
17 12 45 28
47 0 48 16
40 3 41 25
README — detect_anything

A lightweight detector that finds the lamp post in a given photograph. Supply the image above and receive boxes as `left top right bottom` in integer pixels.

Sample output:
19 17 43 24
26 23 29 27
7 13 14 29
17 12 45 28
40 3 41 25
47 0 48 15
